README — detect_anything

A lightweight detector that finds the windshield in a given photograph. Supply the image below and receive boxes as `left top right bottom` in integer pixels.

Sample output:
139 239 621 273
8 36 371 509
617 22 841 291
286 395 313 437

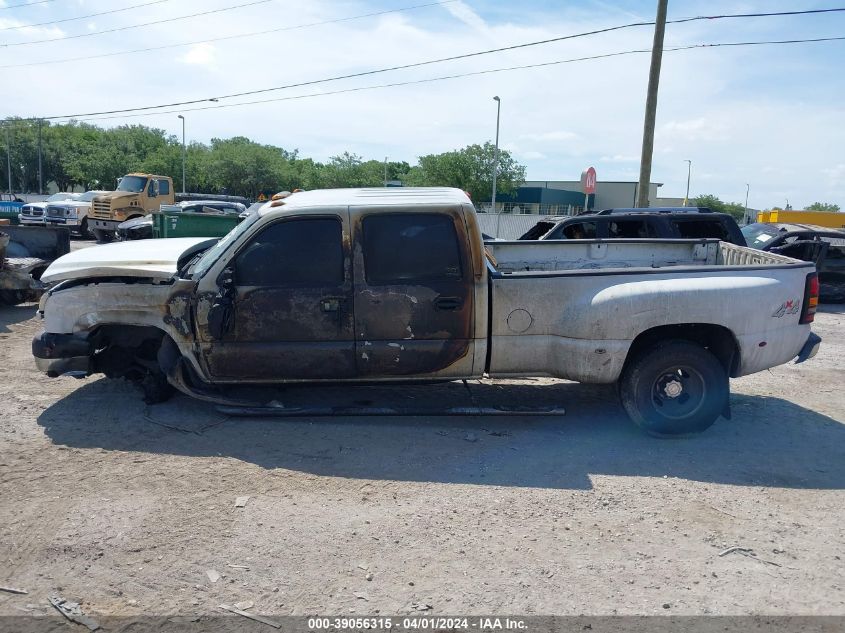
117 176 148 193
741 223 783 248
190 213 261 279
47 192 75 202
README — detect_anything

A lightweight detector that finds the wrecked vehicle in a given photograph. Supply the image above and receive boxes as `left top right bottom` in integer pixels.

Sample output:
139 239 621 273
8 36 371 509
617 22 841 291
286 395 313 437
33 188 821 435
1 225 70 305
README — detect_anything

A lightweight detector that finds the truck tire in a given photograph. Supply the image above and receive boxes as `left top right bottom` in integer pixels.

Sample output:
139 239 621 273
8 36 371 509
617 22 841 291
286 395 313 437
619 340 728 437
79 218 92 240
93 228 114 243
138 370 175 404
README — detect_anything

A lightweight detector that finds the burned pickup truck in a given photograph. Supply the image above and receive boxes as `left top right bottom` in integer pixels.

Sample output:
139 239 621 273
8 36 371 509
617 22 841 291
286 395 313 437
33 188 820 435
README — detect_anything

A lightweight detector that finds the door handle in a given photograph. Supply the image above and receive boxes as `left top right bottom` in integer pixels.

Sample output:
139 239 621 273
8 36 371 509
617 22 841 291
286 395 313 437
434 296 463 311
320 298 341 312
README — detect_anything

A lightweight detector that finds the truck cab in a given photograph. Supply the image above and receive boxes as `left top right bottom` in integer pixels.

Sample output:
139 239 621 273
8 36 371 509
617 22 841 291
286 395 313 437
89 173 174 242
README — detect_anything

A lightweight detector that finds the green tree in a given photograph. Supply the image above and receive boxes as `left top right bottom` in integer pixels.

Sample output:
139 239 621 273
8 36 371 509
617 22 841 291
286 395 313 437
404 142 525 204
690 194 747 221
806 202 840 212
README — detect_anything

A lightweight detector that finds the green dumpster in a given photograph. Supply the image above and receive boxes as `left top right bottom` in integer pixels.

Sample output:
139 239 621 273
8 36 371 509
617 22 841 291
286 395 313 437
152 209 242 238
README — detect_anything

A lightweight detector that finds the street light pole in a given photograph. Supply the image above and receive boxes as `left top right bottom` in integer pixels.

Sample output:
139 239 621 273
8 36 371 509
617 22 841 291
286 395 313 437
744 183 750 224
383 156 388 187
4 123 11 194
177 114 186 194
37 119 43 195
491 96 501 214
684 159 691 206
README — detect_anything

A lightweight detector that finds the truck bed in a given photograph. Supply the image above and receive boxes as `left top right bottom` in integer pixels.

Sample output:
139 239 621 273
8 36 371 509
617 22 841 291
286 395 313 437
484 238 815 384
486 239 800 274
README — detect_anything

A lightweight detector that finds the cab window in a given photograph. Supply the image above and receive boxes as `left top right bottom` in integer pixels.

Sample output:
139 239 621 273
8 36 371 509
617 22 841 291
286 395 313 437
234 218 343 287
362 213 462 283
560 221 597 239
672 219 731 241
608 220 656 238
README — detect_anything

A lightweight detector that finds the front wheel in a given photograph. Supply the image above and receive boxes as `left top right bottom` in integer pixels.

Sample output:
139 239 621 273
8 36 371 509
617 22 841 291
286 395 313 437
79 217 93 240
619 340 728 437
92 228 114 243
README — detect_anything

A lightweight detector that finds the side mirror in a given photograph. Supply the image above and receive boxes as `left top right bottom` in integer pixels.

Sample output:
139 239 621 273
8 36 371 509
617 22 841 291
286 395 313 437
208 267 235 340
149 180 159 198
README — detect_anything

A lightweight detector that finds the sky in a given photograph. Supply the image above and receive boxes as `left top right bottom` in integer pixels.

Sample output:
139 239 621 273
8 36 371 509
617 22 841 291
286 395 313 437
1 0 844 209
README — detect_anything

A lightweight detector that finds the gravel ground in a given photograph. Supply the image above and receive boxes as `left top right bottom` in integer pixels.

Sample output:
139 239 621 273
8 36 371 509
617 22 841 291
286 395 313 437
0 293 843 619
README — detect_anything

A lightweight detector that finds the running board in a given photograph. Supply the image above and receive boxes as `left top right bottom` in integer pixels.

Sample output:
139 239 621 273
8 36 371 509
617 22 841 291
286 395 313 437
217 405 566 418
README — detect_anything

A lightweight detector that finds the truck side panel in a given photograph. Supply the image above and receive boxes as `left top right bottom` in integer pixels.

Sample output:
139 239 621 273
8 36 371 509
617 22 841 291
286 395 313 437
488 267 814 382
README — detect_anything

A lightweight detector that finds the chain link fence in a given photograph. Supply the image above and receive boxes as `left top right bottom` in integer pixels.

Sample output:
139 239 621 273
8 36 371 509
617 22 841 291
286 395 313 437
474 202 584 239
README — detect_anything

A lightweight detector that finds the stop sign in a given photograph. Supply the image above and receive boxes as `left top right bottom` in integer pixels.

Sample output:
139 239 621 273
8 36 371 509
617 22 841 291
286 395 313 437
581 167 597 194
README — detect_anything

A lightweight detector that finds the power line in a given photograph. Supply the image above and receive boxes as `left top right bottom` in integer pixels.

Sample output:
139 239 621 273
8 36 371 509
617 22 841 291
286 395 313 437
51 35 845 124
1 0 58 9
0 0 173 32
1 0 273 47
0 0 456 68
25 8 845 121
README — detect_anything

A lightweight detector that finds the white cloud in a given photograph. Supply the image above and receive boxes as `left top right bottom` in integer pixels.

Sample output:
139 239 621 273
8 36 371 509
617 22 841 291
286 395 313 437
0 17 65 38
442 1 488 32
599 154 638 163
180 43 216 66
518 130 578 143
658 118 730 143
823 164 845 186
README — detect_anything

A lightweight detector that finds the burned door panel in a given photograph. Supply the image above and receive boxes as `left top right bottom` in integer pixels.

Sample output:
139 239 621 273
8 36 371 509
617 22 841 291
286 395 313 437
203 216 356 381
352 211 473 376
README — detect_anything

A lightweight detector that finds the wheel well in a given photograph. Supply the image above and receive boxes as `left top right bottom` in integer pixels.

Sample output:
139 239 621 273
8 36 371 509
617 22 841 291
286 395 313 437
625 323 740 377
89 325 168 379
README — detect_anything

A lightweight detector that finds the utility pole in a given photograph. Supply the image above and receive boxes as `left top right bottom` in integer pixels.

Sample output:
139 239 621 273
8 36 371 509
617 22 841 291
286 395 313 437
683 159 691 206
177 114 186 194
37 119 43 195
636 0 668 208
383 156 388 186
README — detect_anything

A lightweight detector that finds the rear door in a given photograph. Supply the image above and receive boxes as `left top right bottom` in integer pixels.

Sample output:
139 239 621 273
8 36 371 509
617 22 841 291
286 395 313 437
352 210 473 376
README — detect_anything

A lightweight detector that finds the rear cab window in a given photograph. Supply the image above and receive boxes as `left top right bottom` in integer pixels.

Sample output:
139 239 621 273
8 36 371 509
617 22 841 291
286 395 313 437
362 213 462 283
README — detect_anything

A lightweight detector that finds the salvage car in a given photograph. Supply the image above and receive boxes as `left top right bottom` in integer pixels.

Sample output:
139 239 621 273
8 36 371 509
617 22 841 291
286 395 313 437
519 211 745 245
33 188 821 436
742 222 845 302
20 192 81 226
44 190 109 238
0 193 25 225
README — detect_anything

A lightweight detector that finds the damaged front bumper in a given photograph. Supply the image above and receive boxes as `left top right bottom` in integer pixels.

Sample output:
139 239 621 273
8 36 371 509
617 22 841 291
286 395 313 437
794 332 822 364
32 331 91 377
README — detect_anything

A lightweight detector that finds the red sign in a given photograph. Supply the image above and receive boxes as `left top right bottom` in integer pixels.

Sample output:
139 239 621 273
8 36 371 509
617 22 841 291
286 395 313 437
581 167 597 194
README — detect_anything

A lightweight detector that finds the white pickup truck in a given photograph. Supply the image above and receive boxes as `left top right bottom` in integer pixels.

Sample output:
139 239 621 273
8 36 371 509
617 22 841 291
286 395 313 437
33 188 821 435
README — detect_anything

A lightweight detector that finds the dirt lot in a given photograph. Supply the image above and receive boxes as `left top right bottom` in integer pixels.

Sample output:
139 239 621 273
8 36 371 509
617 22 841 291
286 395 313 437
1 295 844 619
